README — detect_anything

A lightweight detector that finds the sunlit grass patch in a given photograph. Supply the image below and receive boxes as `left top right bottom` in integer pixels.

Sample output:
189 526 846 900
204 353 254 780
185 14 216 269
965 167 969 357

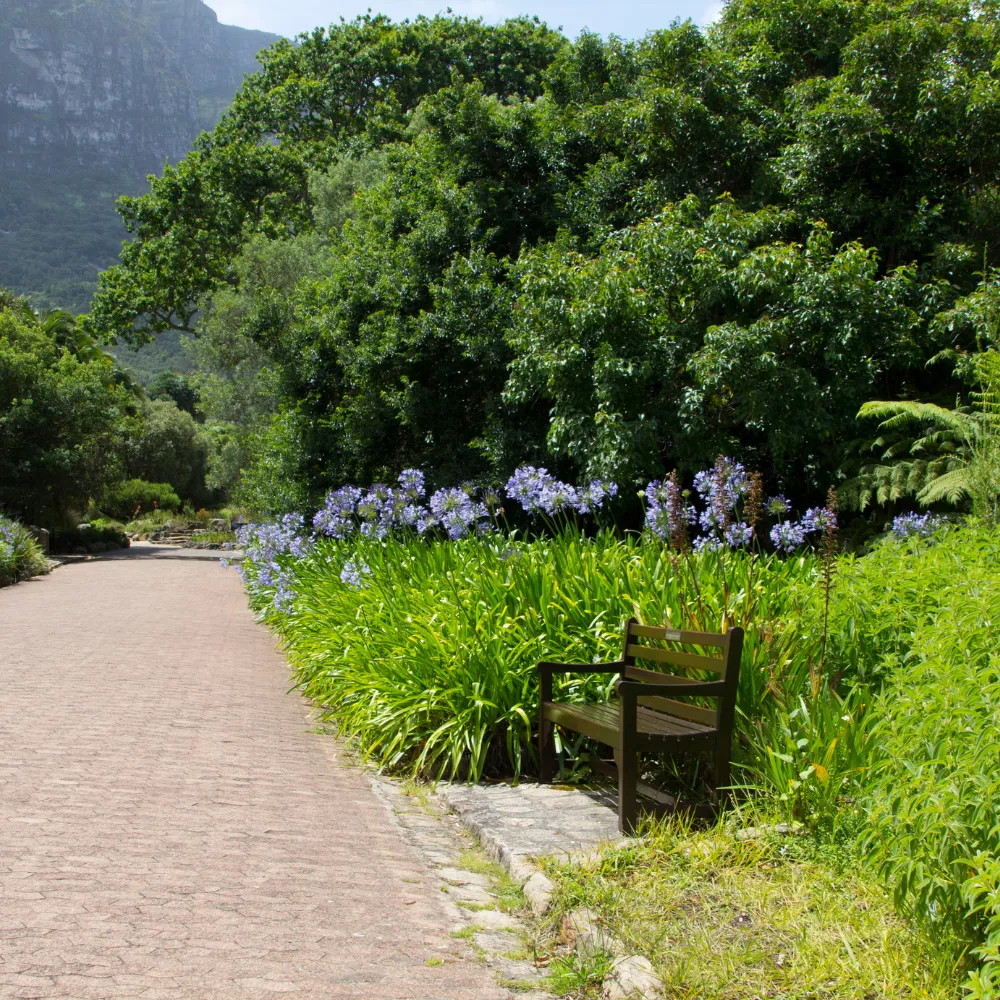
541 817 959 999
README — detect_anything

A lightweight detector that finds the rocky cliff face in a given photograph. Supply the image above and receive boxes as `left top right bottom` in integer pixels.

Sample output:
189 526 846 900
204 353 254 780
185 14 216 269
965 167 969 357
1 0 278 171
0 1 279 314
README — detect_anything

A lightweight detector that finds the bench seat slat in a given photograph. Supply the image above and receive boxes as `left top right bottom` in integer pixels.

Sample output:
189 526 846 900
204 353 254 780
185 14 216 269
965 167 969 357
543 701 717 749
637 695 717 726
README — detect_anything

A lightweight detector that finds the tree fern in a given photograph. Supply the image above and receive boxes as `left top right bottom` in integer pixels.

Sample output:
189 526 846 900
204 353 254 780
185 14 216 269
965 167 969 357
840 353 1000 519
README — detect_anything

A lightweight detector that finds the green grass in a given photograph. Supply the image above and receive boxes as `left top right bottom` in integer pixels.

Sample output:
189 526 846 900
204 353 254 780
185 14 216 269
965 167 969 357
540 817 959 999
123 509 178 534
190 529 237 545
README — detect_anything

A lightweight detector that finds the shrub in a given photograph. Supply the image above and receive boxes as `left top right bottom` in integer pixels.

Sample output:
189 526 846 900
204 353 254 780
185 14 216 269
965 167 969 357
103 479 181 522
51 523 129 554
124 399 211 506
844 528 1000 965
0 515 48 585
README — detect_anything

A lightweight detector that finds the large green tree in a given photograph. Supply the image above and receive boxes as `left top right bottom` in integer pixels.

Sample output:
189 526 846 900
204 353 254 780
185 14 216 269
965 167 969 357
83 14 566 345
0 292 141 525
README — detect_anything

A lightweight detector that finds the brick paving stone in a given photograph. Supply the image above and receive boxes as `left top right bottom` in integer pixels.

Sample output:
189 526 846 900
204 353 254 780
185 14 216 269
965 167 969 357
0 554 508 999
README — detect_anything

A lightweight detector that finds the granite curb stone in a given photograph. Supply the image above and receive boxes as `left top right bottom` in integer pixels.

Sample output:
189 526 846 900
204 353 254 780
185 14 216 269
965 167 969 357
435 781 664 998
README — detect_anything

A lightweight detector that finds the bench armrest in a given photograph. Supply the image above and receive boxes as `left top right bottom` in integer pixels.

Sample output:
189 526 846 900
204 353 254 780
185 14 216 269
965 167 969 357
537 660 625 675
617 679 725 698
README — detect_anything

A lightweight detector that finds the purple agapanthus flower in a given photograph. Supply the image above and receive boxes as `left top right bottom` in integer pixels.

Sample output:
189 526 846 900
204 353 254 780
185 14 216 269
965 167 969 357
692 535 723 553
505 465 557 513
576 480 618 514
801 507 837 533
340 559 371 590
538 481 578 515
398 468 426 498
725 522 754 547
694 457 749 535
314 485 362 538
891 512 945 539
766 495 791 517
429 488 489 540
770 519 808 551
643 478 695 541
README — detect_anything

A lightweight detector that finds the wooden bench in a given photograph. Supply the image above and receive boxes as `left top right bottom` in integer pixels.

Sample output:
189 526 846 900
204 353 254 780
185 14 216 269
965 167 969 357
537 618 744 833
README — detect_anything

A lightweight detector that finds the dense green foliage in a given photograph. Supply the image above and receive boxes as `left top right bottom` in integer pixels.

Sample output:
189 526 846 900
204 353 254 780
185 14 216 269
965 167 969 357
50 522 130 555
101 479 182 522
123 401 211 507
0 169 147 315
260 533 816 780
843 350 1000 521
0 291 141 524
85 0 1000 510
838 530 1000 952
112 332 196 386
0 515 48 586
0 287 228 526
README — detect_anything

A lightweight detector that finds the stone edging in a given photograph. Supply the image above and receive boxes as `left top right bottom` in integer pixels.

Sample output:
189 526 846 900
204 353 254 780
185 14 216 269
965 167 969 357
436 783 665 999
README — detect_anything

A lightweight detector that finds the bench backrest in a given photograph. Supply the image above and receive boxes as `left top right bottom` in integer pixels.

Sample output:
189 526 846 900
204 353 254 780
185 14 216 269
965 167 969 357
621 618 744 731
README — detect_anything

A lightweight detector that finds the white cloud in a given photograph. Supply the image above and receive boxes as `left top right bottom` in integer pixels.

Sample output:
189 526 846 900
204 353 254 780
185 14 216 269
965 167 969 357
700 0 724 25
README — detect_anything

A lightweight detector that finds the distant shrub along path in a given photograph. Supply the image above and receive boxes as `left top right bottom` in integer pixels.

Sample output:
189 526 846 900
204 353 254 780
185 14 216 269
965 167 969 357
0 516 48 587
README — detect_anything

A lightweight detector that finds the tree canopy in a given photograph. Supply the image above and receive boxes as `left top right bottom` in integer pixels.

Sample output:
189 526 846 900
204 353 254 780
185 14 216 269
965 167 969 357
83 1 1000 512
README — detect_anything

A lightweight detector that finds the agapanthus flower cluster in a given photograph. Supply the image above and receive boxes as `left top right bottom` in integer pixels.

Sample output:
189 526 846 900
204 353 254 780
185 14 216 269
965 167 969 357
693 458 749 535
769 519 809 552
340 559 372 590
801 507 838 534
642 458 840 555
313 469 493 541
313 486 362 539
643 477 695 542
505 465 617 518
0 518 18 561
891 512 946 539
769 505 837 551
428 487 490 540
237 513 314 568
652 457 754 550
235 513 315 611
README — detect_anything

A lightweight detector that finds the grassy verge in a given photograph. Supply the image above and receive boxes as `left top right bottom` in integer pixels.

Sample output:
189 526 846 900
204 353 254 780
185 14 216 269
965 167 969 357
238 518 1000 989
538 817 959 999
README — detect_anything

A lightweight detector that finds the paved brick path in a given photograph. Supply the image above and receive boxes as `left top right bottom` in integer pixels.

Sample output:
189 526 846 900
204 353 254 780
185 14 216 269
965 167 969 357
0 549 506 999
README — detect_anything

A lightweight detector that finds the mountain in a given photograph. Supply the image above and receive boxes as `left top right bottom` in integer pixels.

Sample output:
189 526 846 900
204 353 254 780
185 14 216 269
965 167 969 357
0 0 279 315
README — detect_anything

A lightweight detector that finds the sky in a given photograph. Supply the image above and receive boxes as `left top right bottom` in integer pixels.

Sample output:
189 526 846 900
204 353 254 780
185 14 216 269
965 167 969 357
210 0 725 44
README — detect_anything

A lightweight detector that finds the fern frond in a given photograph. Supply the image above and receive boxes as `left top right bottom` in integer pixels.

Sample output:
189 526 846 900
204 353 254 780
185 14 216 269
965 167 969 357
858 400 976 438
916 468 972 505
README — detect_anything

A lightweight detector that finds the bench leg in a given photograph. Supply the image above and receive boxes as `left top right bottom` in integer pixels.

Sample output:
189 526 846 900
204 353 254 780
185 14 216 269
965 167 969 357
618 698 638 835
714 745 732 806
538 668 554 784
538 715 555 784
